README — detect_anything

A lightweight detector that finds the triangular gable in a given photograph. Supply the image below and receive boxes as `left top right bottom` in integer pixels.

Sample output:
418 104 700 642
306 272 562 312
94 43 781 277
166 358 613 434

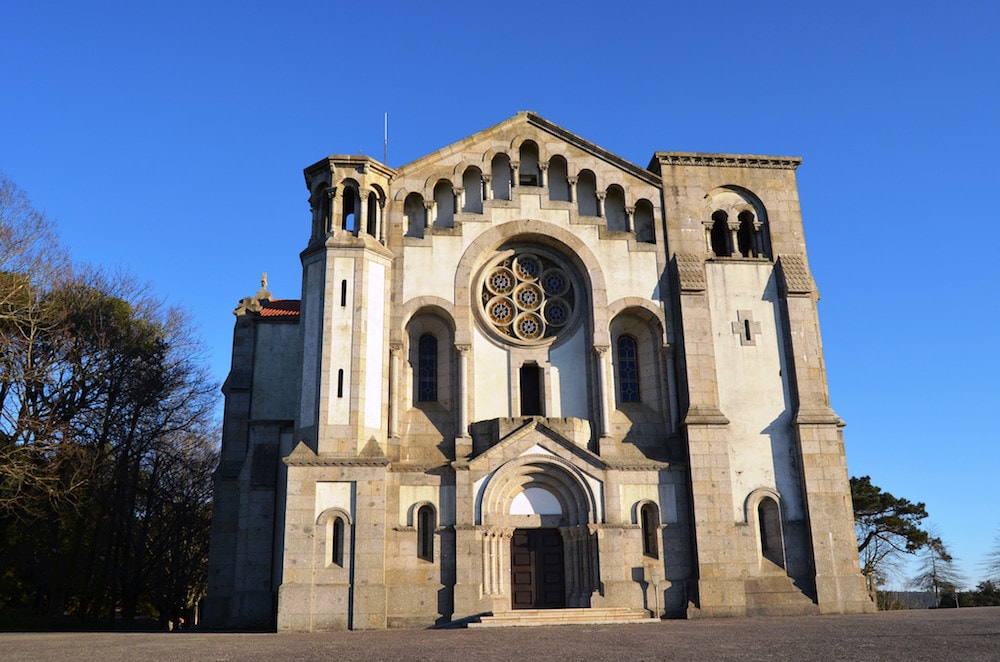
396 111 661 188
467 418 606 473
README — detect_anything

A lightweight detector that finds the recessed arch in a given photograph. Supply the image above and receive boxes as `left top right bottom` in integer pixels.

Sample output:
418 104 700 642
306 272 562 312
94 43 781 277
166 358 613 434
478 454 600 527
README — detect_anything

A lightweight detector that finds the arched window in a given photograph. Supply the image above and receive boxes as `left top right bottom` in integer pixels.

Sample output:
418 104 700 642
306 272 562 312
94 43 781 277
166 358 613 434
605 185 627 231
758 497 784 567
617 335 640 403
640 503 659 559
433 180 454 228
491 154 511 200
547 155 570 202
417 334 437 402
331 516 345 566
462 167 483 213
518 141 540 186
634 199 656 243
577 170 598 216
737 210 756 257
367 191 378 236
710 210 731 257
417 504 435 561
404 193 426 238
342 186 358 232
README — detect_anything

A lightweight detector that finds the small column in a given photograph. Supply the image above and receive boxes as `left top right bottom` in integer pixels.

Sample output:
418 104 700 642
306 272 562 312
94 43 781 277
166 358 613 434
595 191 606 218
378 198 387 243
727 221 740 257
423 200 434 229
538 160 548 188
326 188 339 234
594 345 611 437
510 161 519 189
481 174 490 201
389 343 402 437
702 220 715 255
358 193 368 237
454 187 465 214
752 220 765 257
625 205 635 233
567 176 578 204
456 344 471 438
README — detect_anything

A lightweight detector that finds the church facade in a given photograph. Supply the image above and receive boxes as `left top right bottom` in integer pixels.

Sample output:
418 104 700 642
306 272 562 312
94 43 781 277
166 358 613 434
203 112 874 631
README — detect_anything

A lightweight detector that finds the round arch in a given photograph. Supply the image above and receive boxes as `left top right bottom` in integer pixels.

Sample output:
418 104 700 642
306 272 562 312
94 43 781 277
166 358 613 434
478 454 600 527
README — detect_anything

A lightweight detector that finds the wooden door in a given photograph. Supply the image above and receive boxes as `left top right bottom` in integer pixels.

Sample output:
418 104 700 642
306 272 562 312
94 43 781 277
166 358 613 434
510 528 565 609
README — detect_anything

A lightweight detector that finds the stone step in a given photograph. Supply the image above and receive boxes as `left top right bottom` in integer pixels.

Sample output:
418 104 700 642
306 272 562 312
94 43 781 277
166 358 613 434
470 607 655 628
744 574 819 617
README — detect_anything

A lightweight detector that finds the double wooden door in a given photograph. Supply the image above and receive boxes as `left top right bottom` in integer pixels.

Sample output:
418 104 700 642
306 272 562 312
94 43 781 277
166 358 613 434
510 528 565 609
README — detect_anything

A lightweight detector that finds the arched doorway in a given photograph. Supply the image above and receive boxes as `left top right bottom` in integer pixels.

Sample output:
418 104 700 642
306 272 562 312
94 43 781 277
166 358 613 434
479 455 601 610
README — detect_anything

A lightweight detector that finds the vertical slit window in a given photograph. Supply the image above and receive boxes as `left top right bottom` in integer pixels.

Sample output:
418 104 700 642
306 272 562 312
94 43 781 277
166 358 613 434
340 279 347 307
417 335 437 402
641 503 659 559
337 369 344 398
332 516 345 566
417 505 435 561
617 335 640 403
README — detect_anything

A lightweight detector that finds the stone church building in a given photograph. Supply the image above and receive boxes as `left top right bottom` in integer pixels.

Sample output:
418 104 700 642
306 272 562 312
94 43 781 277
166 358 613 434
203 112 874 630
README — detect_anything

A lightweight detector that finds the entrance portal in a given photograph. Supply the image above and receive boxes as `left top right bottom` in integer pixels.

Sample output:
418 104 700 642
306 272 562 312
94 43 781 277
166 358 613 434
510 528 565 609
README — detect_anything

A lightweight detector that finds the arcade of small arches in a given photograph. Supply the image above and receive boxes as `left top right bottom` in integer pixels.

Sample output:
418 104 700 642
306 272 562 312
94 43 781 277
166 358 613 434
309 177 389 243
704 188 772 259
399 140 658 243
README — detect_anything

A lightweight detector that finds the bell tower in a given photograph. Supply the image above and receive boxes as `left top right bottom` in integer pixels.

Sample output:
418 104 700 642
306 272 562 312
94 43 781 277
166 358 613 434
298 155 395 456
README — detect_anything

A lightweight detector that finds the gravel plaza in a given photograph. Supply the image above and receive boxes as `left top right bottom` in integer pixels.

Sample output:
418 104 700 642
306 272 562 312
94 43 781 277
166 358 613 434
2 607 998 662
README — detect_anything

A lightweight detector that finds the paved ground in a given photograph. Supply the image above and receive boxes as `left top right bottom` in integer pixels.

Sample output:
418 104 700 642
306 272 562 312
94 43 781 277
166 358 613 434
2 608 998 661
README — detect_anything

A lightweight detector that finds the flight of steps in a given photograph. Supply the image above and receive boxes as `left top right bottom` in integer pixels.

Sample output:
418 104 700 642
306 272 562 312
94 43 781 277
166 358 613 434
744 575 819 617
469 607 655 628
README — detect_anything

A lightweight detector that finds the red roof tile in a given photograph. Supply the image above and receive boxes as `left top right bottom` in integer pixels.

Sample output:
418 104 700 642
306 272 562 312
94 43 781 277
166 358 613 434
259 299 300 318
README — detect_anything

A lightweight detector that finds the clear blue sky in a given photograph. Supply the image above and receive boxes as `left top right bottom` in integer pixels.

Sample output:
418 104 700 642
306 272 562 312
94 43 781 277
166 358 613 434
3 1 997 588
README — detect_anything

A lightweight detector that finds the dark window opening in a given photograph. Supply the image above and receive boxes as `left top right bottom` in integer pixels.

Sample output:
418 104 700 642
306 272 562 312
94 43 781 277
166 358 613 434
340 279 347 307
332 516 345 566
337 369 344 398
417 334 437 402
759 497 784 567
737 210 756 257
520 364 542 416
641 503 659 559
417 505 435 561
617 335 640 403
343 187 357 232
711 210 731 257
367 192 378 236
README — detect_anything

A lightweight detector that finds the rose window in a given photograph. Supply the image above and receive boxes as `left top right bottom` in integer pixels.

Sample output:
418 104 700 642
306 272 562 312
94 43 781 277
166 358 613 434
480 250 575 343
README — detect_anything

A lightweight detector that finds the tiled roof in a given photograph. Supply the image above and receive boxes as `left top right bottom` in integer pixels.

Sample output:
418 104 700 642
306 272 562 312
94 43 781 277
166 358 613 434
260 299 300 318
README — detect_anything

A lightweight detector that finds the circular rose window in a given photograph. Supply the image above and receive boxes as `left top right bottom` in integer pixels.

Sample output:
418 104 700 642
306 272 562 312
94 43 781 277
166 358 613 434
479 249 577 344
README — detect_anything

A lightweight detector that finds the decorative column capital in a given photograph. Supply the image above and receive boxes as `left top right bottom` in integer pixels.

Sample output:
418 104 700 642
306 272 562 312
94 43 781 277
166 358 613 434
389 343 403 357
593 345 610 358
455 343 471 356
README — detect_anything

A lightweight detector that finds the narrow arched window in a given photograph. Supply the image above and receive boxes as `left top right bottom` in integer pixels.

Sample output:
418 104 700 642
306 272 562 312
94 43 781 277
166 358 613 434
417 334 437 402
417 505 435 561
737 210 756 257
617 335 640 403
641 503 659 559
342 187 357 232
758 497 784 567
331 516 345 566
367 191 378 236
711 210 731 257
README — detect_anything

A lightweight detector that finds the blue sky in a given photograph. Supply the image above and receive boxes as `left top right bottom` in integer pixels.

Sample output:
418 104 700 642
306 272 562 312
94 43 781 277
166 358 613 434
3 1 997 588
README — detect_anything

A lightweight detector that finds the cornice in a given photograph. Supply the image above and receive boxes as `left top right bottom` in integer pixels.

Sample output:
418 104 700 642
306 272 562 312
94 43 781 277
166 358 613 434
655 152 801 170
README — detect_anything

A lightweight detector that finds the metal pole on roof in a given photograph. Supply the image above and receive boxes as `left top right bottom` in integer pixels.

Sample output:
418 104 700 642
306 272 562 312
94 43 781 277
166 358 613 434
384 112 388 165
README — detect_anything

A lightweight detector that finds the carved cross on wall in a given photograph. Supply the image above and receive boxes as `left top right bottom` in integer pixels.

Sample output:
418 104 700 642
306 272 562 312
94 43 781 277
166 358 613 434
732 310 762 346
